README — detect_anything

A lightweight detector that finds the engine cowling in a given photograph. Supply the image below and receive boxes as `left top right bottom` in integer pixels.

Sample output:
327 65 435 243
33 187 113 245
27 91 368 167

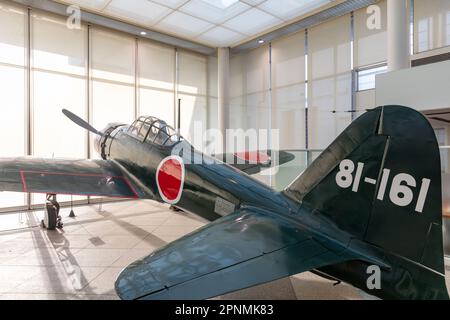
95 123 126 159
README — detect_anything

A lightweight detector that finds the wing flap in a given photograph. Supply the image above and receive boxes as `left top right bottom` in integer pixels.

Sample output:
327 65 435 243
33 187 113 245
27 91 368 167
0 157 144 198
115 208 356 300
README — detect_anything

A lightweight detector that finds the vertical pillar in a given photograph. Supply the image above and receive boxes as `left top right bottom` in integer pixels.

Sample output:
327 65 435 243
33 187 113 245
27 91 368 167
387 0 410 71
26 7 32 210
217 47 229 153
174 48 179 130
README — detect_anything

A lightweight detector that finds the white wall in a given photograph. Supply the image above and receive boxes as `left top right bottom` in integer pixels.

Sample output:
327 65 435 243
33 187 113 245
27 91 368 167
376 60 450 110
356 89 376 111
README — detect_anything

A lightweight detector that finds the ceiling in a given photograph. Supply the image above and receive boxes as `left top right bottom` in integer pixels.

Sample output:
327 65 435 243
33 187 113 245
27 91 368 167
56 0 335 47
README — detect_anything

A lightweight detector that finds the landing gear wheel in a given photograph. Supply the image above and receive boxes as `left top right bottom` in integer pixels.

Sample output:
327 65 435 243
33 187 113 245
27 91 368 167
41 194 63 230
43 202 58 230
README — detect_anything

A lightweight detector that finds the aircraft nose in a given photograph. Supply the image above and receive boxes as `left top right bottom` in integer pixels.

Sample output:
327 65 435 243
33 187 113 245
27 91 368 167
94 134 102 155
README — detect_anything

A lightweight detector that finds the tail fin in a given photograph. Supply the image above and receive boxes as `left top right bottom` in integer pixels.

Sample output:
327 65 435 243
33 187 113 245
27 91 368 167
284 105 448 299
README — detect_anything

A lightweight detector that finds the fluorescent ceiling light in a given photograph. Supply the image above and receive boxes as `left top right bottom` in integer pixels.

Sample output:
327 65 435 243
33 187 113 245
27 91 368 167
140 31 147 35
180 0 250 24
155 11 213 38
104 0 172 26
223 8 282 36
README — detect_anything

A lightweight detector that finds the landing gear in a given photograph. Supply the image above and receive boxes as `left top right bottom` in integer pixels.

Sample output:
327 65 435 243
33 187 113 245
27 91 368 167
41 194 63 230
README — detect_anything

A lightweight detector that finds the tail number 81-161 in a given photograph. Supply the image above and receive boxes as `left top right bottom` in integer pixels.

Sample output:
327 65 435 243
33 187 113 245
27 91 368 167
335 159 431 213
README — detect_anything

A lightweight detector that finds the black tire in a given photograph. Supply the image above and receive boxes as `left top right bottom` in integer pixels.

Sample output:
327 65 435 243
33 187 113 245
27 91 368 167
44 203 58 230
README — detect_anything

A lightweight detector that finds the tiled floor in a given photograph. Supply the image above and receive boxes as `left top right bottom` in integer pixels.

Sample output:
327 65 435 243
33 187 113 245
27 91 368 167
0 200 447 300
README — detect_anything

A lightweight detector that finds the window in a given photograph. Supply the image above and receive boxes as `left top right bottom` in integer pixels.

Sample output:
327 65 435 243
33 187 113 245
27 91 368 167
357 65 388 91
414 0 450 53
354 0 387 68
418 19 430 52
0 2 26 209
128 116 181 146
138 122 150 140
30 12 89 206
308 14 352 150
139 117 156 140
178 51 208 150
0 2 211 211
138 42 175 127
150 121 181 146
91 28 135 158
128 118 144 136
271 31 306 150
447 12 450 46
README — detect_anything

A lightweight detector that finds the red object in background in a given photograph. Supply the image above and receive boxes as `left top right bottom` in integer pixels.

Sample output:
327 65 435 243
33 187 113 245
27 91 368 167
233 151 271 165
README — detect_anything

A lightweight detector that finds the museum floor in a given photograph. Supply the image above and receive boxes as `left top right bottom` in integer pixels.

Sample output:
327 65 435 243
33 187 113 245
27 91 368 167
0 200 448 300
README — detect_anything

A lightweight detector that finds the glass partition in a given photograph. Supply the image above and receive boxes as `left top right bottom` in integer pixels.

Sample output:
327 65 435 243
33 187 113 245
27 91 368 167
254 150 320 191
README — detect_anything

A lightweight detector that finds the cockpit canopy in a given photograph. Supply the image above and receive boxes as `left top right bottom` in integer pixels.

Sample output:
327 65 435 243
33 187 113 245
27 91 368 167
128 116 182 147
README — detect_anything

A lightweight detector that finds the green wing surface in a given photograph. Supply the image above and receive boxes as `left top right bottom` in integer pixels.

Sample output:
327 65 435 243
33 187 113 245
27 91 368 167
0 157 146 198
115 207 382 300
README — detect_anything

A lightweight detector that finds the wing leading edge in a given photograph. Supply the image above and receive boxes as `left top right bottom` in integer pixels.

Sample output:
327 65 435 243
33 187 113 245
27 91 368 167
115 207 381 300
0 157 147 198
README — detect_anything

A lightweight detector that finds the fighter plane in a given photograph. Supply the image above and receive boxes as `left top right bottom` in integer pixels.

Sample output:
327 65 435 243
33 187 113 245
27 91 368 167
0 105 447 300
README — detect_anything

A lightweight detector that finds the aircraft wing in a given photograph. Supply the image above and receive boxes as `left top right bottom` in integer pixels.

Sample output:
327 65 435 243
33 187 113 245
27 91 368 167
0 157 147 198
115 207 376 300
215 150 295 175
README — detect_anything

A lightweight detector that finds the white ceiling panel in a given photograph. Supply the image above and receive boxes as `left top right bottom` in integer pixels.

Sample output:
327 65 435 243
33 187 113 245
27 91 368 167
150 0 189 9
104 0 172 26
180 0 250 24
196 26 246 46
60 0 109 10
223 7 282 36
258 0 332 21
155 10 214 38
55 0 337 47
240 0 267 6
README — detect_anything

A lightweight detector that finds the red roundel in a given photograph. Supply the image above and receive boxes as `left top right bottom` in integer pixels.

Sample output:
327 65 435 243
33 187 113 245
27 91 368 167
156 156 185 204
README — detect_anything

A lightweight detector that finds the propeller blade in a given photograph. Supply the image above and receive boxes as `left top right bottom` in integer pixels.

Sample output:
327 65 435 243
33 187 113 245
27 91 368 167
62 109 101 135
